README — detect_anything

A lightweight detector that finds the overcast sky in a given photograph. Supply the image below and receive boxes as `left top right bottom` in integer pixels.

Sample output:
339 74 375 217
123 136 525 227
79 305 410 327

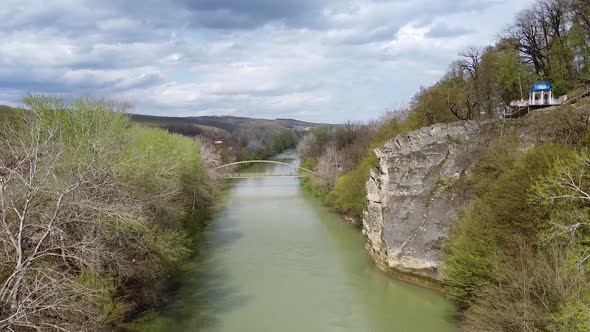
0 0 534 123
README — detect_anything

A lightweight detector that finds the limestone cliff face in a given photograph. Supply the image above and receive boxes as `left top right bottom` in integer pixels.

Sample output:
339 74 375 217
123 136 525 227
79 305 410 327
363 121 481 281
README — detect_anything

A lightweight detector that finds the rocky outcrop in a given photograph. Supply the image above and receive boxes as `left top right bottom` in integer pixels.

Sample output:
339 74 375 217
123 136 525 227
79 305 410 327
363 121 481 281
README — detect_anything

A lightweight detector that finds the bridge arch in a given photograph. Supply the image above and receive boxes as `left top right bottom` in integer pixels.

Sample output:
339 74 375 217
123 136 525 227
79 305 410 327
214 160 315 175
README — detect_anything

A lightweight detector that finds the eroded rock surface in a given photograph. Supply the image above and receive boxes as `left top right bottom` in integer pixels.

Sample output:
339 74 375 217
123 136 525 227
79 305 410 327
363 121 481 281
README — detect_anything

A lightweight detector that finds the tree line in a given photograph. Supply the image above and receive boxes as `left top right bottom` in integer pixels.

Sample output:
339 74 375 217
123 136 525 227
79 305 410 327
156 121 299 163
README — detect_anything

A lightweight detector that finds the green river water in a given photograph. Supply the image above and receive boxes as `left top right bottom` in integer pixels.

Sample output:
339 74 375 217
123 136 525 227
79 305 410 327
145 153 455 332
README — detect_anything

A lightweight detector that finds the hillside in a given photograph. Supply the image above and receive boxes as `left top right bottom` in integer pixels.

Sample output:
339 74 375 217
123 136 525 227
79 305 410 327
0 105 18 120
1 105 330 142
128 113 329 139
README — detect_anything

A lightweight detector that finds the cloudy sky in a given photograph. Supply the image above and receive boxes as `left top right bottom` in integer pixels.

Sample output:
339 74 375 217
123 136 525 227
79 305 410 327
0 0 534 123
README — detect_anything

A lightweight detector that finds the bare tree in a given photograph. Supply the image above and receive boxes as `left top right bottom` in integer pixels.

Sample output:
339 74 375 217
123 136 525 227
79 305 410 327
315 145 342 189
195 137 223 179
0 96 215 330
508 6 551 75
459 46 483 82
572 0 590 36
296 133 317 157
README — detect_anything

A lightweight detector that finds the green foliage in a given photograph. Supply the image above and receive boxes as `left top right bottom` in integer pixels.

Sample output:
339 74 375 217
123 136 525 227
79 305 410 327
121 125 212 210
111 126 214 315
271 129 298 153
328 153 378 217
530 147 590 331
240 146 257 160
444 143 584 328
308 125 331 139
495 42 540 103
532 149 590 271
0 95 216 330
76 269 128 324
410 83 457 125
370 115 423 148
444 201 500 310
553 80 574 97
467 135 519 195
300 157 331 202
551 298 590 332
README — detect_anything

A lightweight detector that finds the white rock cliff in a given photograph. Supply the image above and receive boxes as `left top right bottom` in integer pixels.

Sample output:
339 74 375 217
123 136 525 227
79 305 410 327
363 121 481 281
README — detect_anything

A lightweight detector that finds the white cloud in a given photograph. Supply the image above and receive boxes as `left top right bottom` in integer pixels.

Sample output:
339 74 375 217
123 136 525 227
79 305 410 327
0 0 535 122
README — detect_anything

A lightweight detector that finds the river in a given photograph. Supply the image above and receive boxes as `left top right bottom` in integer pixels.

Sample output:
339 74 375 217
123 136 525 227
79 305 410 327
144 153 455 332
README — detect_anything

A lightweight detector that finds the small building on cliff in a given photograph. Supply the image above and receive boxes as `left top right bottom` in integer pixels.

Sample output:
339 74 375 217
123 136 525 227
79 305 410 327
529 81 556 106
505 81 569 118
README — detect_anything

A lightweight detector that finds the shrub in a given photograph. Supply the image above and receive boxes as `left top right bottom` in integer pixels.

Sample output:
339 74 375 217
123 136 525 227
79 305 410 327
552 80 573 97
444 143 578 325
0 95 215 331
328 153 377 217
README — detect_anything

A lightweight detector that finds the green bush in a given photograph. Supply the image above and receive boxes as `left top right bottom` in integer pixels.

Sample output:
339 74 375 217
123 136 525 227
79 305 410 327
444 200 501 310
0 95 216 330
271 129 298 154
553 80 574 97
328 153 377 217
300 157 330 201
444 143 577 320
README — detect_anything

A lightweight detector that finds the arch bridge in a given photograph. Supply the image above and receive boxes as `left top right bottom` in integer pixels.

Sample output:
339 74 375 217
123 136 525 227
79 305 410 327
214 160 315 179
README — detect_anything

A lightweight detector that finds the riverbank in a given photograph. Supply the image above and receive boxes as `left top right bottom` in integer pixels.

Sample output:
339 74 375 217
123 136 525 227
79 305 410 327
136 155 455 331
299 164 447 293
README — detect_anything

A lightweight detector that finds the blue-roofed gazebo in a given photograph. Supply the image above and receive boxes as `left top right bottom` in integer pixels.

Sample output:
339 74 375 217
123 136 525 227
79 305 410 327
529 81 554 106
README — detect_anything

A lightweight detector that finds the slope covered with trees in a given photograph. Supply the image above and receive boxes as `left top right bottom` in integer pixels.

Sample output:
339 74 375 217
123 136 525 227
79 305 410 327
129 113 317 163
0 96 218 331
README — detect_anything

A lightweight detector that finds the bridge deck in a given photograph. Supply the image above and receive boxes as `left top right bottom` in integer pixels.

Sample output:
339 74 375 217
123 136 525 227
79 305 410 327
215 160 316 179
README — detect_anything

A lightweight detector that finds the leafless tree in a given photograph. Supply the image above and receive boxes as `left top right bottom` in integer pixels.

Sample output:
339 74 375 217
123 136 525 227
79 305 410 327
315 145 342 189
572 0 590 36
508 6 551 75
195 137 223 179
459 46 483 82
296 133 317 157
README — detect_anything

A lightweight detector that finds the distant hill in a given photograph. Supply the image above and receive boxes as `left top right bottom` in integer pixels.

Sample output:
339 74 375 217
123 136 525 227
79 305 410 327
0 105 18 120
0 105 331 138
129 114 327 132
128 113 331 139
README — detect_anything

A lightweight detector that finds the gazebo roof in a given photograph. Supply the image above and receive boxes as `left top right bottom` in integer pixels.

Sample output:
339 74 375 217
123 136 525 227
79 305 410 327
531 81 553 92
